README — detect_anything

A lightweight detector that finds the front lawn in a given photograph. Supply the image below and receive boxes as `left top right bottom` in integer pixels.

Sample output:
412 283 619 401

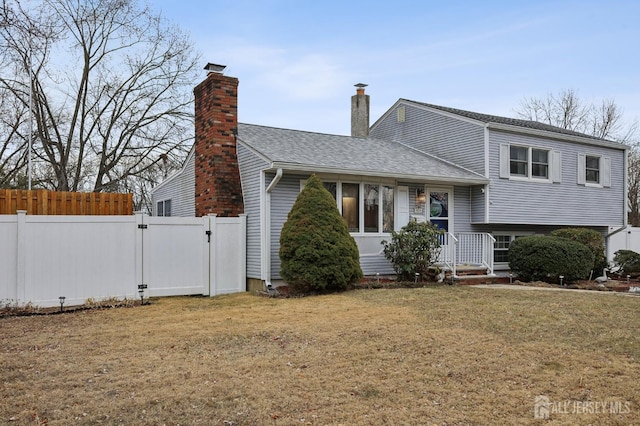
1 287 638 425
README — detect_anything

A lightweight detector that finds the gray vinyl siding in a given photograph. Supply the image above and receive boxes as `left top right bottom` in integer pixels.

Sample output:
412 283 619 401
269 173 302 280
488 129 626 226
453 186 473 233
237 144 269 279
371 103 486 174
269 173 401 278
151 151 195 217
470 186 486 224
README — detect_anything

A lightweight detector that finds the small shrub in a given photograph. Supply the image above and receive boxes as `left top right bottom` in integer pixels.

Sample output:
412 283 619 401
613 249 640 276
279 174 363 293
550 227 607 275
509 235 593 282
381 220 443 281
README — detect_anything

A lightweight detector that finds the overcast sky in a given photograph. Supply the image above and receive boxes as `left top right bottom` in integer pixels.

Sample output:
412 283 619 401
154 0 640 136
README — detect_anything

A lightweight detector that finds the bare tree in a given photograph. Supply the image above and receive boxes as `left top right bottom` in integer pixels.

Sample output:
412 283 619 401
516 89 640 225
516 88 637 143
0 0 199 203
0 87 29 187
628 151 640 226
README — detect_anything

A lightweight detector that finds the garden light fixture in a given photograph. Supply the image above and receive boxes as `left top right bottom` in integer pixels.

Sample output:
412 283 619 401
59 296 66 312
138 284 147 305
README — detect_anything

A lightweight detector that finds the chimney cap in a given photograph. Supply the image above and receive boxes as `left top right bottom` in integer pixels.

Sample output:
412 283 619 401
354 83 368 88
204 63 227 74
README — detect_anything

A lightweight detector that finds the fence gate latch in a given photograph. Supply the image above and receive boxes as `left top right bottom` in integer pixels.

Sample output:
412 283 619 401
206 230 212 243
138 224 148 229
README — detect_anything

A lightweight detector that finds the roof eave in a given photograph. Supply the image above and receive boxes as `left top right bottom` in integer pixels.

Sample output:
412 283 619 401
268 162 489 185
487 122 629 150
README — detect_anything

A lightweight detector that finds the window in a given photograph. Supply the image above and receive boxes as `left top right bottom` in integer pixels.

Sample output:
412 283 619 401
585 155 600 183
494 235 512 263
493 234 530 266
501 144 558 182
509 146 548 179
342 183 359 232
301 180 395 234
364 184 379 232
323 182 337 199
157 199 171 217
531 149 549 179
382 186 394 233
577 154 611 187
510 146 528 176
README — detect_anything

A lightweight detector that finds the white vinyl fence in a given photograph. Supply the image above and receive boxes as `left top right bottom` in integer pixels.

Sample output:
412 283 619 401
607 225 640 262
0 211 246 308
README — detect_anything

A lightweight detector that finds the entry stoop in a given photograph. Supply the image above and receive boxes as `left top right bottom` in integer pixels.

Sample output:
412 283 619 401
445 264 510 285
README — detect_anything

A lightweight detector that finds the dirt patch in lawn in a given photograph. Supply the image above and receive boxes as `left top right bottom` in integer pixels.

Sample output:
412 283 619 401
1 288 639 425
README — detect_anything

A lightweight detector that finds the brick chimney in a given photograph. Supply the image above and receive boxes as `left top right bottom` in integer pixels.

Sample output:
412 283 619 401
194 63 243 217
351 83 369 137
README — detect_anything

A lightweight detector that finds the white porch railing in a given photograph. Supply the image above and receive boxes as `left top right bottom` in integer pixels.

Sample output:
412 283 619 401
439 232 495 278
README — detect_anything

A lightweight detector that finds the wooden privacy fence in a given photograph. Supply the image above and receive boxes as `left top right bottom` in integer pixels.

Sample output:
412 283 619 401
0 189 133 215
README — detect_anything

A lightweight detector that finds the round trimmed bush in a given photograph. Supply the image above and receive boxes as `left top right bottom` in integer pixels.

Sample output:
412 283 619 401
508 235 594 283
279 174 363 293
550 227 607 275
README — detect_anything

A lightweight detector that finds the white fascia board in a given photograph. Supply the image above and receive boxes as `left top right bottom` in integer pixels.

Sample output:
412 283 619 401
268 163 489 185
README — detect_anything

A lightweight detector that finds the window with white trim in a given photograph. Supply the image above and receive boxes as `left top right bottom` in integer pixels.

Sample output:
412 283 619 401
509 146 548 179
500 144 561 182
577 153 611 187
585 155 600 183
157 199 171 216
300 180 394 234
493 233 531 267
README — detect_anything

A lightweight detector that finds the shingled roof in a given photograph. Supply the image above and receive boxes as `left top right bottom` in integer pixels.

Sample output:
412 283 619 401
402 99 614 142
236 123 487 184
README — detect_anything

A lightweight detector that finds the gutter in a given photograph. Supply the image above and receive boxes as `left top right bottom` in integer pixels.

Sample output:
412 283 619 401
268 163 488 185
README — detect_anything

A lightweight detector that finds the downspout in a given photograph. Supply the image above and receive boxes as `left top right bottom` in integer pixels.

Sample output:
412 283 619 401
264 168 283 290
483 122 491 223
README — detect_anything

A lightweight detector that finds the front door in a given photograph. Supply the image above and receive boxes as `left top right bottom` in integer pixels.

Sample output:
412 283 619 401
427 188 452 232
427 188 452 265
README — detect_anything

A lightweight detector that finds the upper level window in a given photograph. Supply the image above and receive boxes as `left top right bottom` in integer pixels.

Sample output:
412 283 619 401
585 155 600 183
509 146 548 179
577 153 611 187
531 149 549 179
501 144 559 182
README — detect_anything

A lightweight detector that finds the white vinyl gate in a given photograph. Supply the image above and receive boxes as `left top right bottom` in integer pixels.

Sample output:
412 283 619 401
0 211 246 308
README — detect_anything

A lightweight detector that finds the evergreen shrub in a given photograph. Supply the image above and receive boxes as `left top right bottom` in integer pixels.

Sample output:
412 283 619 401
279 175 363 293
550 227 608 275
381 220 443 281
508 235 593 283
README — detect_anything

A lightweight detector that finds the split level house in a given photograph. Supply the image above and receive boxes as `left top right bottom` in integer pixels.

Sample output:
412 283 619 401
152 63 628 291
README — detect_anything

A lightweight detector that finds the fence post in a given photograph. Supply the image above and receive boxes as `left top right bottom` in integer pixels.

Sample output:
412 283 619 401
16 210 27 304
208 214 217 296
134 211 145 294
239 214 247 292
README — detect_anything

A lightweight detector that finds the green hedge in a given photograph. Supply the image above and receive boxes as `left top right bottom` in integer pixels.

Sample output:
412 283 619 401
550 227 607 275
509 235 594 282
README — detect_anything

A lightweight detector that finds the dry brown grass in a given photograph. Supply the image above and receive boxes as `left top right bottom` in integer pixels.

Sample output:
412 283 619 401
1 287 639 425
